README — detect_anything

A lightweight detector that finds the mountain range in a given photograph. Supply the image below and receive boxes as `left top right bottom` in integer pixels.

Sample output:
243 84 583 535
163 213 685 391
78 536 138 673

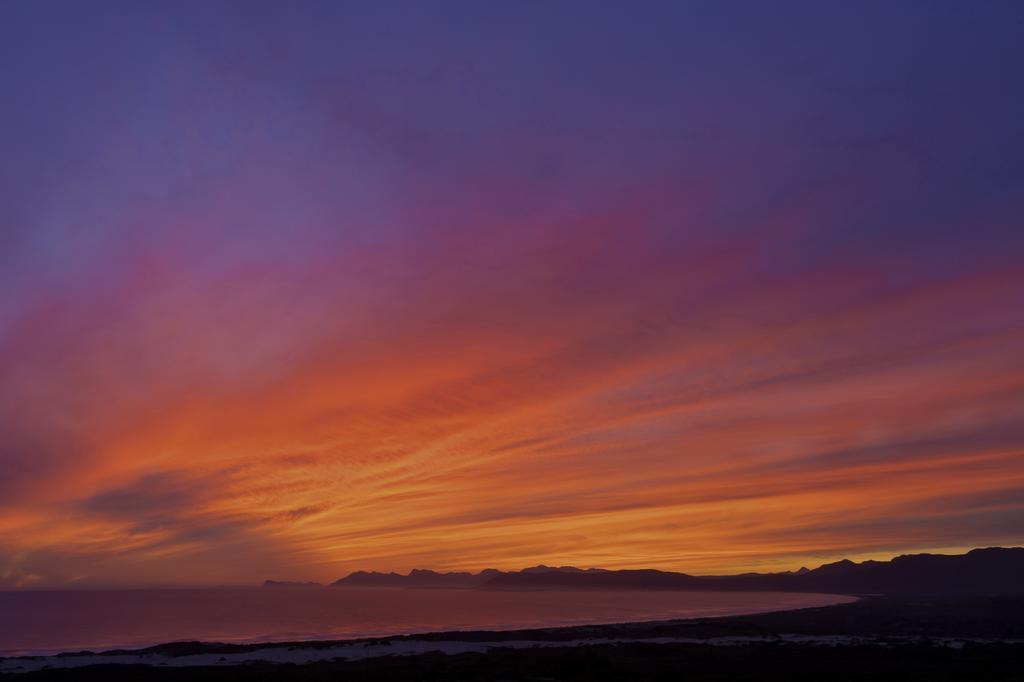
265 547 1024 596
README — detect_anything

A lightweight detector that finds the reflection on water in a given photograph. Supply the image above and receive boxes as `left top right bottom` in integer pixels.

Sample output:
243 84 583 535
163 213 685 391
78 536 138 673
0 588 854 655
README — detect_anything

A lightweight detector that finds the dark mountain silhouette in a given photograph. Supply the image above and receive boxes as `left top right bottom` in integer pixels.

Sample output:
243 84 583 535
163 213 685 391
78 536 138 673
320 547 1024 595
332 568 500 588
479 548 1024 596
330 564 604 588
520 565 608 574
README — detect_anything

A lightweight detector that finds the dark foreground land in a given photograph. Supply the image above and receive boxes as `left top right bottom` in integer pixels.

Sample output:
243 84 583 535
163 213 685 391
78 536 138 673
12 643 1024 682
5 597 1024 681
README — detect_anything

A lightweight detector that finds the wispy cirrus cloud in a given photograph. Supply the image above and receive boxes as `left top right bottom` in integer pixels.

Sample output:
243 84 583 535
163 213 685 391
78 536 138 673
1 2 1023 586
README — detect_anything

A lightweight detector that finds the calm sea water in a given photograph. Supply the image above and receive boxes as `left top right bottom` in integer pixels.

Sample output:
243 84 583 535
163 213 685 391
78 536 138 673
0 588 853 655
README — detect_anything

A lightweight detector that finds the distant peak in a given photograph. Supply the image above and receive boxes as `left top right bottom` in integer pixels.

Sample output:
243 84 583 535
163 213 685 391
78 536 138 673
521 565 586 574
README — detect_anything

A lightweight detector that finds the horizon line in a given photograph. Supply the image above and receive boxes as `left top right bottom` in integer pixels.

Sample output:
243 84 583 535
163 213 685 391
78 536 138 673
8 544 1020 591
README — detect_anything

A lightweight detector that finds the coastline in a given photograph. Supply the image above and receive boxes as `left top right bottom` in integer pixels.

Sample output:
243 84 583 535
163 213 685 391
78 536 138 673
0 589 851 659
4 595 1024 677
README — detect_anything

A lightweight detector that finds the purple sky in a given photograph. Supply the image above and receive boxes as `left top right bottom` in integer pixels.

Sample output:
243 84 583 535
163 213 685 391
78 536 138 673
1 1 1023 587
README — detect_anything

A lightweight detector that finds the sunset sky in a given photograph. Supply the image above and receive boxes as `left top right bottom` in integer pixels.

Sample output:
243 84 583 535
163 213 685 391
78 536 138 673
1 2 1023 588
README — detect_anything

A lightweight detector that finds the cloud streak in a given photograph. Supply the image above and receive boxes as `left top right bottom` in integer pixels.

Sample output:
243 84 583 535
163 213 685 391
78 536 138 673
1 2 1023 586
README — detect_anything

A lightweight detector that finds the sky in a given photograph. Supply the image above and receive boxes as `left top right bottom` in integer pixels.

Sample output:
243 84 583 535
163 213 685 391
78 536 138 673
1 1 1023 588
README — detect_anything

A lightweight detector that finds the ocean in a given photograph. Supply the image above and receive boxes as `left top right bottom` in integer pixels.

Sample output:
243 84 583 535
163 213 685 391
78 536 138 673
0 588 852 655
